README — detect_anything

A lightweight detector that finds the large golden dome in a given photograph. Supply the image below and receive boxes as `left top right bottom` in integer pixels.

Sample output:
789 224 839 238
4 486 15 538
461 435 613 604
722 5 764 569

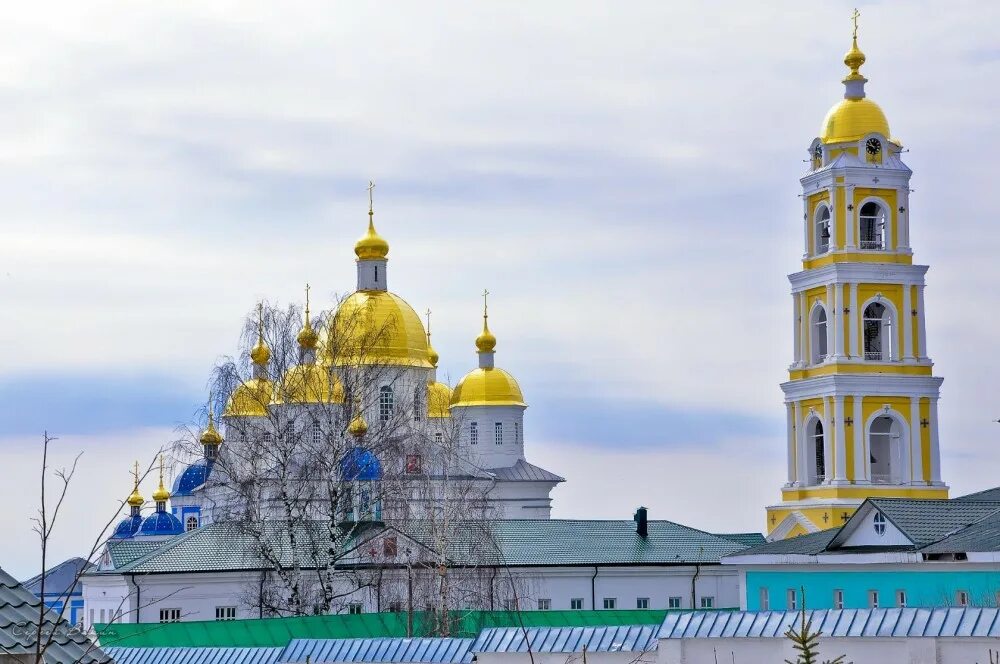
323 291 433 368
277 364 345 404
820 98 890 144
450 367 525 408
224 378 274 417
427 381 453 418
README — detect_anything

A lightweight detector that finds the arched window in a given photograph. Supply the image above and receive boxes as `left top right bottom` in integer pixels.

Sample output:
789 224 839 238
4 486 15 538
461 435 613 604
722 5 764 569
808 419 826 484
811 306 828 364
812 144 823 170
815 207 831 254
863 302 893 361
379 386 393 422
859 202 886 250
185 515 198 532
869 416 900 484
413 387 422 422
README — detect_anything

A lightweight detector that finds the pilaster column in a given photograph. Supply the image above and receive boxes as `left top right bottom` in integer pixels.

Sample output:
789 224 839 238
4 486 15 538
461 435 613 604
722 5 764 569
822 397 833 484
829 189 839 251
902 284 914 361
794 401 807 484
802 198 810 257
793 294 802 366
844 185 856 249
799 291 808 364
833 396 847 482
853 395 865 482
909 397 924 485
833 284 846 359
916 286 928 358
898 188 911 250
898 409 912 485
929 397 942 484
786 402 796 485
825 284 834 361
849 283 859 358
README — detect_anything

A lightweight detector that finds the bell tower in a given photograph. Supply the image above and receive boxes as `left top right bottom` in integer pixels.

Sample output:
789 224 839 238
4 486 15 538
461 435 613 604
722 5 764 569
766 14 948 540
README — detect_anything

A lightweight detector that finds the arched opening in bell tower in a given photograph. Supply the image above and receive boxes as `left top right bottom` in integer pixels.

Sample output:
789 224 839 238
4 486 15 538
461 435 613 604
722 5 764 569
869 415 902 484
859 202 886 250
815 206 831 254
863 302 894 361
811 306 828 364
806 418 826 485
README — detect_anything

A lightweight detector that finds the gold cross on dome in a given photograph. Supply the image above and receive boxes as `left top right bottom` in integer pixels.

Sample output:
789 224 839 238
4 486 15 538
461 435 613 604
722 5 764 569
367 180 376 213
482 289 489 317
132 460 139 486
425 308 432 334
851 8 860 40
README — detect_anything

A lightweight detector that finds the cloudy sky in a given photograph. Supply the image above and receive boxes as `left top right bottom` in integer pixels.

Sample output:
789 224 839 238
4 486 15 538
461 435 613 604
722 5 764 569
1 1 998 579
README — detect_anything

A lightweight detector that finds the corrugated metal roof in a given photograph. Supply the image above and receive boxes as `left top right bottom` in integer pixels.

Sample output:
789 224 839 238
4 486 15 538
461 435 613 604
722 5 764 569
658 608 1000 639
724 529 837 558
0 566 111 664
919 511 1000 553
278 638 474 663
868 499 1000 547
472 625 658 653
21 557 92 597
106 647 282 664
485 460 564 483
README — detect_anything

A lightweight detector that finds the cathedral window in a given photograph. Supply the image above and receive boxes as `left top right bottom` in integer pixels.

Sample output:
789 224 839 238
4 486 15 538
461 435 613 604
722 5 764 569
413 387 422 422
811 306 828 364
434 432 443 444
495 422 503 445
869 416 900 484
863 302 893 361
470 421 478 445
379 386 394 422
185 515 198 532
809 419 826 484
859 202 886 250
312 423 322 445
815 206 831 254
514 421 520 444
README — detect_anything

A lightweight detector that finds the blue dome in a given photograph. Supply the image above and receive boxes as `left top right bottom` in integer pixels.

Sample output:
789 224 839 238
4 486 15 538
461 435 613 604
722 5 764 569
112 514 143 539
138 511 184 537
340 447 383 481
173 459 213 497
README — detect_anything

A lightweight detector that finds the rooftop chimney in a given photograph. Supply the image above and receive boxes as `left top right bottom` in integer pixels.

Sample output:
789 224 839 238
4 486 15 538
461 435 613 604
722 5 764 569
634 506 648 538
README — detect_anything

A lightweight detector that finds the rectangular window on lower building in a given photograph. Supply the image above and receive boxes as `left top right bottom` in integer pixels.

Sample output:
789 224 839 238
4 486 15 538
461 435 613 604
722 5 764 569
636 597 649 609
868 590 879 609
700 596 715 609
956 590 969 607
470 422 478 445
348 603 363 615
570 598 584 610
602 598 617 609
388 602 402 613
668 597 682 609
537 598 551 610
896 590 907 608
215 606 236 621
502 599 517 611
759 588 769 611
833 589 844 610
787 589 798 610
495 422 503 445
159 608 181 623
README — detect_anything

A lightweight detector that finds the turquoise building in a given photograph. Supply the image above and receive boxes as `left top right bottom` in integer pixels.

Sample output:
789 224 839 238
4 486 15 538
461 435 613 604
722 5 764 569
724 489 1000 611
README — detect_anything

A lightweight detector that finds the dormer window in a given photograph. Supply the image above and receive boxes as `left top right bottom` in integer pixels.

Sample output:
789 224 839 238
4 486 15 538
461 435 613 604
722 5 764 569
873 511 887 536
865 137 882 164
815 207 831 254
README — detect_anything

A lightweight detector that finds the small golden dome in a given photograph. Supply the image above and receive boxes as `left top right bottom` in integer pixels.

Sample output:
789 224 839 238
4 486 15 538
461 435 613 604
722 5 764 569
127 486 144 507
427 381 453 418
450 367 525 408
199 410 223 445
297 322 319 350
250 339 271 365
151 456 170 502
323 290 432 368
224 378 274 417
355 214 389 261
475 318 496 353
427 342 440 367
820 98 890 145
348 411 369 438
278 364 345 404
843 39 866 81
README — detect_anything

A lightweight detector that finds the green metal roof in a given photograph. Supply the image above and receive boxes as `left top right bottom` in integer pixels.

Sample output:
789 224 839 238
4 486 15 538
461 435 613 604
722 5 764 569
869 498 1000 547
94 610 672 648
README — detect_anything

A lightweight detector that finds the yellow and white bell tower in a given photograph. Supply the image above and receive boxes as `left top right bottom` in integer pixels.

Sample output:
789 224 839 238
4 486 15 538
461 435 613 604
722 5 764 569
766 15 949 540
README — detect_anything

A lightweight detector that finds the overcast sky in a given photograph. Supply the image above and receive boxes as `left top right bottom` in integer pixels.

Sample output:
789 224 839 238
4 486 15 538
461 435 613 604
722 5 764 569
1 1 998 579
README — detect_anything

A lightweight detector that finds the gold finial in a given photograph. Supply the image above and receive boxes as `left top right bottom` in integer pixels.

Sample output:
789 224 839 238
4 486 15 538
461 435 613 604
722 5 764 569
200 392 224 445
152 454 170 502
475 289 496 353
851 8 860 41
250 302 271 365
355 180 390 260
425 308 439 367
127 461 143 507
297 284 319 350
367 180 375 217
347 397 368 438
425 308 432 338
843 8 866 82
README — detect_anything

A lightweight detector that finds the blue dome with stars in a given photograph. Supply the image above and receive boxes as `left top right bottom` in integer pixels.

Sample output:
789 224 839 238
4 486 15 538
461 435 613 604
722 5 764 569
112 514 144 539
172 458 213 497
138 511 184 537
340 447 382 481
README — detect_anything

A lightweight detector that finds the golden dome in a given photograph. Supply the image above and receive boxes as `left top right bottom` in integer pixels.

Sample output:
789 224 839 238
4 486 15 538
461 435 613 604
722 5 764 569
224 378 274 417
450 367 525 408
126 487 144 507
323 290 432 368
427 381 453 418
355 214 389 261
151 456 170 502
475 318 496 353
278 364 345 404
427 342 440 367
297 283 319 350
348 411 369 438
820 98 890 144
250 339 271 365
199 410 223 445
